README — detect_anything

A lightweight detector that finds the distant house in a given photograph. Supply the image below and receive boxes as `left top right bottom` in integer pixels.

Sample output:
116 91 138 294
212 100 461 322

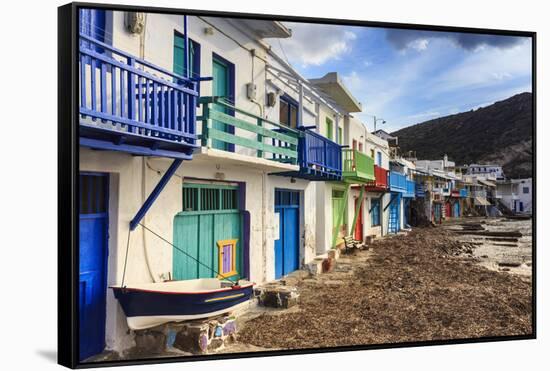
373 129 398 147
497 178 532 214
416 154 455 173
466 163 505 181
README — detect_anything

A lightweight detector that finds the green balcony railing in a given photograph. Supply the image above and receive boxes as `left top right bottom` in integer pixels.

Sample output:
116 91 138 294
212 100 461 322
342 149 375 183
199 97 299 164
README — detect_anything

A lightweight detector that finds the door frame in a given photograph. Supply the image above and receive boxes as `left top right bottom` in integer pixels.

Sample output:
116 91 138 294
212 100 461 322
212 53 236 152
274 188 301 279
78 172 110 360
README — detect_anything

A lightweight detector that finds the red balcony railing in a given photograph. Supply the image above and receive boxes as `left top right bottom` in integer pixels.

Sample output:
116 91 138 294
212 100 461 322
364 165 388 191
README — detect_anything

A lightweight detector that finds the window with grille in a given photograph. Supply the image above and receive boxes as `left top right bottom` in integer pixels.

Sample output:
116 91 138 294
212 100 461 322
275 189 300 207
182 184 238 212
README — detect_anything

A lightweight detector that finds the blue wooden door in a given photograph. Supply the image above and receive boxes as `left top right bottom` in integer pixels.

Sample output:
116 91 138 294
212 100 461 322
79 174 109 361
388 193 401 234
274 190 300 279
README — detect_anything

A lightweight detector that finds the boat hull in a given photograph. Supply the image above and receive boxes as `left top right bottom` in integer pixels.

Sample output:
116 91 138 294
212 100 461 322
112 280 254 330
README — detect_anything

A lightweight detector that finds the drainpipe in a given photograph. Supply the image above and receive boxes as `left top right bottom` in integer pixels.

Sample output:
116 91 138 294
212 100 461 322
262 171 267 282
249 49 264 118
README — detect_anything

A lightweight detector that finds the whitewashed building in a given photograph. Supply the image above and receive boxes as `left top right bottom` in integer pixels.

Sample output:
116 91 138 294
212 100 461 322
76 8 395 359
466 163 505 181
497 178 532 214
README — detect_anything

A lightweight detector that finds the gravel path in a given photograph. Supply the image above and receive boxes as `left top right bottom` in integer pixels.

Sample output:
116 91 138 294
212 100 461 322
238 226 532 349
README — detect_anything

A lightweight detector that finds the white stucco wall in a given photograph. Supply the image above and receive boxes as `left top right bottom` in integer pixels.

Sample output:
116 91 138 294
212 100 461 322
80 146 316 352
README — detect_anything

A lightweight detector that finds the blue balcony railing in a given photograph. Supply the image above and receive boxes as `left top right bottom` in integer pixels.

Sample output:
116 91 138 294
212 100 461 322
298 129 342 180
79 34 200 159
389 171 407 192
404 179 416 198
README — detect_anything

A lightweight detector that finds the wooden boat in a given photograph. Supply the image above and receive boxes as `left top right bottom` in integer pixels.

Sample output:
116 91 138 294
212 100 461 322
111 278 254 330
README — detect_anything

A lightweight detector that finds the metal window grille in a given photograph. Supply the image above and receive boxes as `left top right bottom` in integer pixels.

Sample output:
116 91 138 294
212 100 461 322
182 184 239 212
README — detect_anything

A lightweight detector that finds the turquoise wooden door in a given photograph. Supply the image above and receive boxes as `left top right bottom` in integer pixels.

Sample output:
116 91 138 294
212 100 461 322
212 58 230 150
453 202 460 217
173 33 196 78
173 184 242 280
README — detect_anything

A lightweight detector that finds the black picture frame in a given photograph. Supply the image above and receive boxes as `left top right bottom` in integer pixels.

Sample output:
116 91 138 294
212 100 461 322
58 2 536 368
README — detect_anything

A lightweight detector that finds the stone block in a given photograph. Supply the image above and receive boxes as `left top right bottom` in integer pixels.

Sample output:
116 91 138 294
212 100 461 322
328 248 340 260
173 323 209 353
307 258 324 275
256 286 299 309
322 257 336 273
134 330 166 355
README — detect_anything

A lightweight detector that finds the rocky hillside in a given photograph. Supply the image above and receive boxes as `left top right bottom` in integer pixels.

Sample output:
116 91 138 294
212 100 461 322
392 92 533 179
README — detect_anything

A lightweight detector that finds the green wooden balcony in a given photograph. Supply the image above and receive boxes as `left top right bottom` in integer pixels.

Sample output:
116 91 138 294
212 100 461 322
199 97 299 165
342 149 375 183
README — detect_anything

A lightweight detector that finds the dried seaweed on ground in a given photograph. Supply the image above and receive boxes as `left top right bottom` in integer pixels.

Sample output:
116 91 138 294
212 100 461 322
238 228 532 349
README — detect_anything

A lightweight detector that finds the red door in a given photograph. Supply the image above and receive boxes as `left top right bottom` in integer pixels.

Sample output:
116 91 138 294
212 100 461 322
354 198 363 241
445 202 452 219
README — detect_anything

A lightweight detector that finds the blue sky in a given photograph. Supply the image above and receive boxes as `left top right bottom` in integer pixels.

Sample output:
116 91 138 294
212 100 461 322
269 23 532 132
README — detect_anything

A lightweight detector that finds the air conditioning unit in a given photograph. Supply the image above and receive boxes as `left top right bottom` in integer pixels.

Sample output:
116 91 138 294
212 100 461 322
125 12 146 34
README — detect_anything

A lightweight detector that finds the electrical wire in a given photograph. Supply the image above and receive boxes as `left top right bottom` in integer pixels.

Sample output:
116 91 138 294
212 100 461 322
277 38 291 66
138 223 239 285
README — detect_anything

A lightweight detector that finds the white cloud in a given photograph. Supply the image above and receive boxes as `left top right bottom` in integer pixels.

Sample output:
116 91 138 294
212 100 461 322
428 40 531 93
342 71 362 91
270 22 357 67
409 39 429 51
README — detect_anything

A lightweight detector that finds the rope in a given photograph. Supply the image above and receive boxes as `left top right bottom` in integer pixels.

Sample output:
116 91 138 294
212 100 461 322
120 228 132 288
138 223 239 285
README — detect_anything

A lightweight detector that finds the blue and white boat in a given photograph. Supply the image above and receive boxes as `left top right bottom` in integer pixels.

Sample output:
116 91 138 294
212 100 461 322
111 279 254 330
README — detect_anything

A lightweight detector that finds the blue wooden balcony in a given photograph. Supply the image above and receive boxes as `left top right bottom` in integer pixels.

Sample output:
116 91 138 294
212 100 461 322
389 171 407 193
404 179 416 198
79 34 200 159
277 128 342 180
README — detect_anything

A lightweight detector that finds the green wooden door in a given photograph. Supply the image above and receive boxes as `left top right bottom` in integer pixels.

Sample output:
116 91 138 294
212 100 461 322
332 189 346 244
173 33 196 78
326 117 334 141
173 184 242 280
212 58 230 150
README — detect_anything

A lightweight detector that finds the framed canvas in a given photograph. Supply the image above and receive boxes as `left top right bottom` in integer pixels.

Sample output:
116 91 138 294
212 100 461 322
58 2 536 368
